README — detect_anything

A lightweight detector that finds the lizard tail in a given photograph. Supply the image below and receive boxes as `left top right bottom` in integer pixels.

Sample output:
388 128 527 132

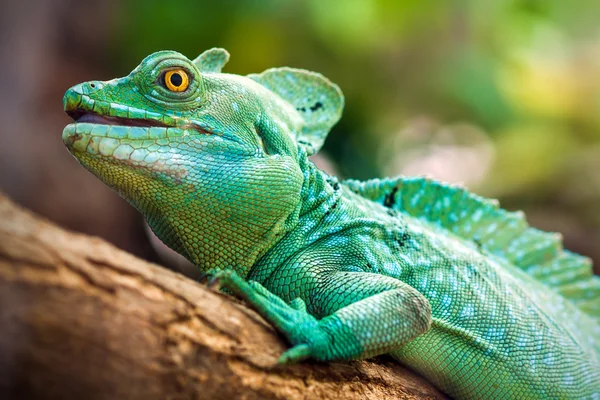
344 176 600 322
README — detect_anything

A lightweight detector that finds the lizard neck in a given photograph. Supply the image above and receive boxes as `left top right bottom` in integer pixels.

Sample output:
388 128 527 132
248 151 340 282
296 150 339 220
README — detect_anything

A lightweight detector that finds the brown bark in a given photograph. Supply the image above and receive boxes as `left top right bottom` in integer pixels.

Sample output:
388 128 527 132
0 193 445 400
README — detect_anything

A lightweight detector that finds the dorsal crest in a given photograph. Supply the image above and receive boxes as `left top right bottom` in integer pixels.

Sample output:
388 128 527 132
344 176 600 322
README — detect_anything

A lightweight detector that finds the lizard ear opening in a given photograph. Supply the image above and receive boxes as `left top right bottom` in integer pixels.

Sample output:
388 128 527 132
193 48 230 73
248 67 344 155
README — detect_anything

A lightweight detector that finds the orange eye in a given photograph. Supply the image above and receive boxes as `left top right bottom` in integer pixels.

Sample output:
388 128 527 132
164 69 189 92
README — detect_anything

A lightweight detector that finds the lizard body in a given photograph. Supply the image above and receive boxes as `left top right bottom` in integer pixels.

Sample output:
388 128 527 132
62 49 600 399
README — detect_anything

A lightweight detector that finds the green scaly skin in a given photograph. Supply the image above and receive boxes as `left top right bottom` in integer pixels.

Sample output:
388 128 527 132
62 48 600 399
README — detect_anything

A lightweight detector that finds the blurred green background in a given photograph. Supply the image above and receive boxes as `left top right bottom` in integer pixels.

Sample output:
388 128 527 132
1 0 599 273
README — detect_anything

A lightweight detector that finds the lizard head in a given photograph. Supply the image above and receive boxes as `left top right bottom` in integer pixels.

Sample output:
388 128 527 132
62 48 344 274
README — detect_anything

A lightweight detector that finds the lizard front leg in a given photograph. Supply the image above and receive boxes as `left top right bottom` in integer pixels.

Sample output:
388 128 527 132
214 261 431 363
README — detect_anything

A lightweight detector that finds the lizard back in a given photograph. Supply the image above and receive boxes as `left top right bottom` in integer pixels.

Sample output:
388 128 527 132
342 175 600 398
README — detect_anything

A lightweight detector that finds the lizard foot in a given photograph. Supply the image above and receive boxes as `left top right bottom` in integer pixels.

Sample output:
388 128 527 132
211 270 331 363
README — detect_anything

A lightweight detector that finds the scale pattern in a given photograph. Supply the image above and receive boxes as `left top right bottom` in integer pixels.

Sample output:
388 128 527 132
62 48 600 399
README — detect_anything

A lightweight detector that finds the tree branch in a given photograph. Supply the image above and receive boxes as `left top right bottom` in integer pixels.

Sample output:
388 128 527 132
0 193 445 400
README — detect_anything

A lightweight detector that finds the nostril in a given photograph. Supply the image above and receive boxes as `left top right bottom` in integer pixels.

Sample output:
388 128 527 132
88 81 103 91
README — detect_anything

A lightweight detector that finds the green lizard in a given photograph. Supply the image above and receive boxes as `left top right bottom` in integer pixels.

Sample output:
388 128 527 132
62 48 600 399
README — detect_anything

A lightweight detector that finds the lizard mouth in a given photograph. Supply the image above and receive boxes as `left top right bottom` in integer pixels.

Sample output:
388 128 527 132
62 108 189 157
67 110 171 128
63 110 191 179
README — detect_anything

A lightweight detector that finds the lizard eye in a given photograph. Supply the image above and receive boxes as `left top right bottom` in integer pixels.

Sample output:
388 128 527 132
163 69 189 92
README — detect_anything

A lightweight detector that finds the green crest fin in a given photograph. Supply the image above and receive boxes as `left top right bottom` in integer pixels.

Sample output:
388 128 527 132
248 67 344 155
344 176 600 322
193 48 230 73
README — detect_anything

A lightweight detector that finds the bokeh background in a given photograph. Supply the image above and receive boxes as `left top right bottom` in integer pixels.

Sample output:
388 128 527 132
1 0 599 274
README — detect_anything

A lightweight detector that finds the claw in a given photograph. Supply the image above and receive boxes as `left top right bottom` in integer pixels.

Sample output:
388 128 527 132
206 269 237 290
207 275 221 290
279 344 312 364
289 298 307 312
278 344 312 364
197 272 210 284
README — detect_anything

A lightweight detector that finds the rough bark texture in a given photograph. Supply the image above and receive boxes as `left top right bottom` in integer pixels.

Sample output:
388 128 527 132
0 193 445 400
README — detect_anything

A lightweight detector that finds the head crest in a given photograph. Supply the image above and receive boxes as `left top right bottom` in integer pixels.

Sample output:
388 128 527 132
193 48 230 73
249 68 344 155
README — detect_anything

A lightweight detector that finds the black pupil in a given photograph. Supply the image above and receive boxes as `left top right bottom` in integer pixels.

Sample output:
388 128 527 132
170 72 183 87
